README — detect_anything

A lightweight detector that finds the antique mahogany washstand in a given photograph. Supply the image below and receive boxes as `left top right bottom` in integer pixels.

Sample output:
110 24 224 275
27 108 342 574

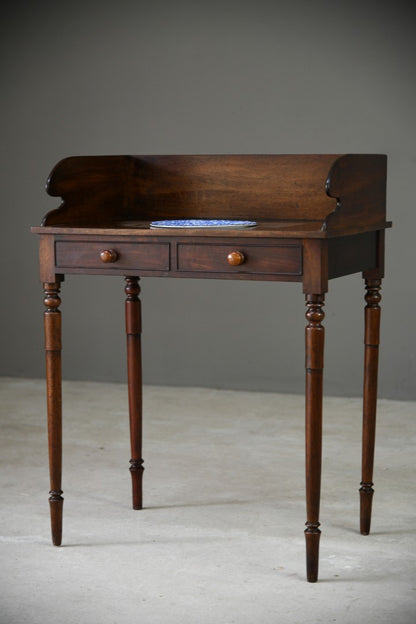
31 154 390 582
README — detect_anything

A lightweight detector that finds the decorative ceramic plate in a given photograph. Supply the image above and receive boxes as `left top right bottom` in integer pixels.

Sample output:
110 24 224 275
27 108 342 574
150 219 257 229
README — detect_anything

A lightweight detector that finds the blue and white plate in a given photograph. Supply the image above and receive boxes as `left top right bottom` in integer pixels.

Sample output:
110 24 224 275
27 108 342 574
150 219 257 229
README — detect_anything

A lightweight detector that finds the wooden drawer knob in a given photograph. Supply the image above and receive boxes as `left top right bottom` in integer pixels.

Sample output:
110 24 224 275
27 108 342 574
100 249 119 263
227 250 245 266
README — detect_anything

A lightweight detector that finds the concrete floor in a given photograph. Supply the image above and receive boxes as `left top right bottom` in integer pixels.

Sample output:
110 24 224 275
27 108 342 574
0 377 415 624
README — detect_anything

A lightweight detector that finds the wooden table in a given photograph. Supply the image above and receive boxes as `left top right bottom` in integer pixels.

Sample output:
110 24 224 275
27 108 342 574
32 154 390 582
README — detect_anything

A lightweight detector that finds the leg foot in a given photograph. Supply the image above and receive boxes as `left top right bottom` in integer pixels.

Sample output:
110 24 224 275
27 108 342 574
359 482 374 535
49 490 64 546
129 459 144 510
305 522 321 583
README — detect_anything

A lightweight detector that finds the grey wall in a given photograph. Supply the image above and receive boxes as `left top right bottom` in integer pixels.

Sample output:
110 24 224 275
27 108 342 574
1 0 415 399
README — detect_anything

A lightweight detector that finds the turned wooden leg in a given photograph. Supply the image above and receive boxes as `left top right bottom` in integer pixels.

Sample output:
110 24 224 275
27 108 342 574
360 278 382 535
304 294 325 582
125 277 144 509
43 282 63 546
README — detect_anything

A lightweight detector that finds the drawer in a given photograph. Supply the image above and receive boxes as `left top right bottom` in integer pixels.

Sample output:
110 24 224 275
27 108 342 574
55 241 170 271
177 243 302 275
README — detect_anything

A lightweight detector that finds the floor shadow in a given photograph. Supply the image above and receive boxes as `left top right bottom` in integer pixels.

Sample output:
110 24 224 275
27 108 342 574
63 535 238 548
330 524 409 537
144 499 254 510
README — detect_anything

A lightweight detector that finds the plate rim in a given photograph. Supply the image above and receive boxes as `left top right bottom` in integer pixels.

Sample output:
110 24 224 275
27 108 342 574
150 219 257 229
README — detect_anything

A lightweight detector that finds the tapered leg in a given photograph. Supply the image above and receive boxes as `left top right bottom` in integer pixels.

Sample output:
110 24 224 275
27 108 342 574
125 277 144 509
304 294 325 582
43 282 63 546
360 278 382 535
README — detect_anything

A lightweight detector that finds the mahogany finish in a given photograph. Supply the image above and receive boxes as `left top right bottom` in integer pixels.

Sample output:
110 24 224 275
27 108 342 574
304 294 325 583
176 241 302 276
43 281 63 546
32 154 390 582
41 154 388 236
360 277 382 535
56 240 170 272
125 277 144 510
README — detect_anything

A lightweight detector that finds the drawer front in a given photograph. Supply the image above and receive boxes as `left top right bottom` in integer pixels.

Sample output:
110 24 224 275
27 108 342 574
177 243 302 275
55 241 170 271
